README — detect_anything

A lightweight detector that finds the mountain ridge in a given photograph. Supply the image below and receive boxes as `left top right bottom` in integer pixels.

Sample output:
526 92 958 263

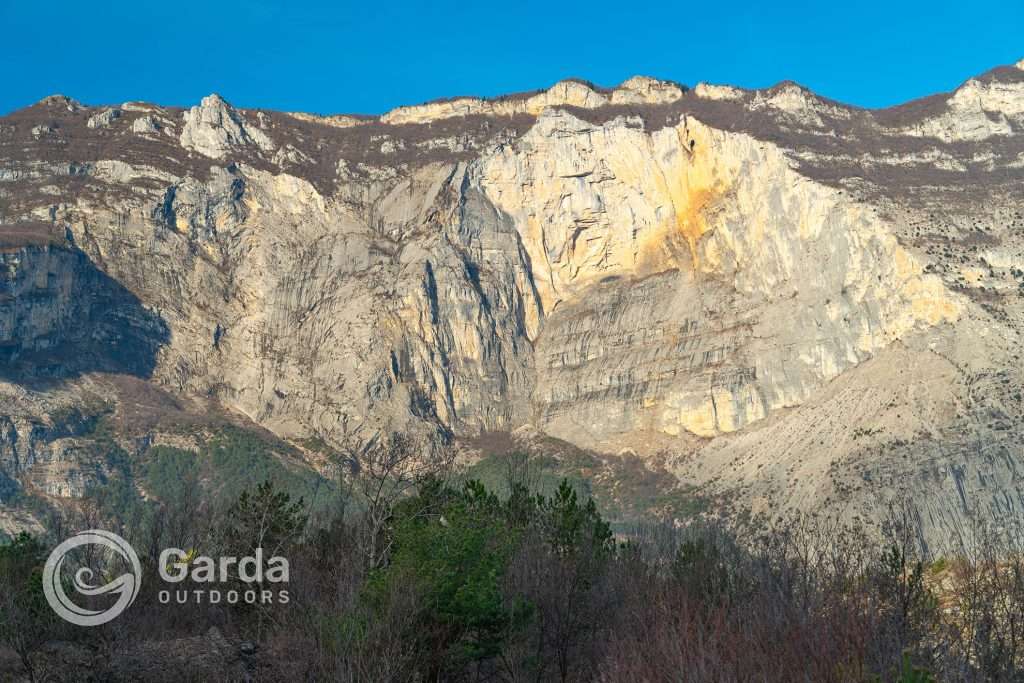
2 59 1024 548
20 56 1024 123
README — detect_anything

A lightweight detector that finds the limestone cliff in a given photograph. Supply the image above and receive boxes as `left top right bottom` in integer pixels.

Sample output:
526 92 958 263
2 62 1024 546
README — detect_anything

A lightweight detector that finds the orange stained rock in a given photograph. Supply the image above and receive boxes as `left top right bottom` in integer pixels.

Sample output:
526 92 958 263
667 127 728 271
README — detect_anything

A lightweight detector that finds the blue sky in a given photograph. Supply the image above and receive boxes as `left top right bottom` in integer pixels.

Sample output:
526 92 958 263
1 0 1021 116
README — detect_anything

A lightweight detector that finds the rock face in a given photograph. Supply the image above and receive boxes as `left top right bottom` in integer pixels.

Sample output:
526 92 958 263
0 237 168 376
478 111 959 444
2 63 1024 546
180 94 275 158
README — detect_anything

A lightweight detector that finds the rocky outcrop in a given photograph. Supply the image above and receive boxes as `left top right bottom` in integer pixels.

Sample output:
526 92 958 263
180 94 275 158
86 107 121 129
132 115 161 135
694 82 745 101
887 61 1024 142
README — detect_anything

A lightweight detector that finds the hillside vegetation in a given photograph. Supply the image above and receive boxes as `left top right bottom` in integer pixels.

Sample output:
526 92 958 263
3 441 1024 682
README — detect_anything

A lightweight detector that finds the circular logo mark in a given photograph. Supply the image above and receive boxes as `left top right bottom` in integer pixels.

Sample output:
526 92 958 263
43 530 141 626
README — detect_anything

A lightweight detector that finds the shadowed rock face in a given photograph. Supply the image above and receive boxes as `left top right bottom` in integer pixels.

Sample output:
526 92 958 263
0 241 170 379
2 63 1024 545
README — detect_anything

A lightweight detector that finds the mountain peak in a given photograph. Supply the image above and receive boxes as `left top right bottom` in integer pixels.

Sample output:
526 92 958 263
33 94 81 112
179 92 274 158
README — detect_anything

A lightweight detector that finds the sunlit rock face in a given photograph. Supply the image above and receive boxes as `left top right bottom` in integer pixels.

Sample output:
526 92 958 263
477 111 958 443
180 94 275 158
2 59 1024 545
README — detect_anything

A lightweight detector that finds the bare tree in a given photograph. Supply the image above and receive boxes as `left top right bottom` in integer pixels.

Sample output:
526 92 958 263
346 431 455 571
